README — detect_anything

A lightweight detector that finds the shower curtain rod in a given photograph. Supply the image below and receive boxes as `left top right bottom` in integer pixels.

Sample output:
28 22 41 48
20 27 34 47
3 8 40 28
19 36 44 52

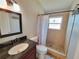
38 10 73 16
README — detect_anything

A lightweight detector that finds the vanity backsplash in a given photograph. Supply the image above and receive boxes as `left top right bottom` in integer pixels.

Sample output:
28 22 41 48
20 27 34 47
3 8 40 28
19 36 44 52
0 36 27 48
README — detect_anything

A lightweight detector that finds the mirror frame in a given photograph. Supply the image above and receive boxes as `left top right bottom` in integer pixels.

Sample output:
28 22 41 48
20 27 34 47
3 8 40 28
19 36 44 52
0 8 22 38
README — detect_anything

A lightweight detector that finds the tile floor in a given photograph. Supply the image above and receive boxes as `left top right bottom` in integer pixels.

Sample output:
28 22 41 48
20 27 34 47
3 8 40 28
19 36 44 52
45 55 54 59
37 55 54 59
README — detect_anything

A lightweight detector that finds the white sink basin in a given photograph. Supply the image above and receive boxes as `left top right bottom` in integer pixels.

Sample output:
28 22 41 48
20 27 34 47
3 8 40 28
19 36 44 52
8 43 29 55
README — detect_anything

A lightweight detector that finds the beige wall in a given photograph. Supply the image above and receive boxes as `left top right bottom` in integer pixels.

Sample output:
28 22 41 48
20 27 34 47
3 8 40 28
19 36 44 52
0 0 44 43
17 0 44 38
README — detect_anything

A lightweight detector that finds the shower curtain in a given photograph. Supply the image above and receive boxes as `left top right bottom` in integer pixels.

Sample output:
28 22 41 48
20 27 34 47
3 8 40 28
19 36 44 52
37 15 49 45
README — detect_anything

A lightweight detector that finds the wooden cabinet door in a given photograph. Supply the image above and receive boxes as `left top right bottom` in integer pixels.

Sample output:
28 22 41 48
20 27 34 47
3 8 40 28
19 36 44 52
20 46 36 59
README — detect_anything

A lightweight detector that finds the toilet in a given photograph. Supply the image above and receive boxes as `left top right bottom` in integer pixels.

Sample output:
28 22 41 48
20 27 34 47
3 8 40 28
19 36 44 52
36 45 47 59
30 36 47 59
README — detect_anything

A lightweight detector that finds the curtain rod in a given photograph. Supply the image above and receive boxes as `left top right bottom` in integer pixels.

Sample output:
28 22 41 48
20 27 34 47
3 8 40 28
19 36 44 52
38 10 74 16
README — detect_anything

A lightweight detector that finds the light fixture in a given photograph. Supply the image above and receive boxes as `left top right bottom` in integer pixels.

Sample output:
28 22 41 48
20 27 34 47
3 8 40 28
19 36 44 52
6 0 21 12
12 3 21 12
6 0 17 5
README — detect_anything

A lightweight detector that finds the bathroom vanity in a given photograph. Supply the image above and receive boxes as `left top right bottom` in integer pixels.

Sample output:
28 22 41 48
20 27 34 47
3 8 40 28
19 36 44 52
0 38 36 59
0 8 36 59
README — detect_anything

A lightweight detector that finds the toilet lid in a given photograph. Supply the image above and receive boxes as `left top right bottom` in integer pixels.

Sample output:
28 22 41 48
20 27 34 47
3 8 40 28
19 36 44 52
36 45 47 52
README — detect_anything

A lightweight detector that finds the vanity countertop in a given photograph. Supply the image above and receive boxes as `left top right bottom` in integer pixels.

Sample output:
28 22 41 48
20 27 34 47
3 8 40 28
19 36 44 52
0 39 36 59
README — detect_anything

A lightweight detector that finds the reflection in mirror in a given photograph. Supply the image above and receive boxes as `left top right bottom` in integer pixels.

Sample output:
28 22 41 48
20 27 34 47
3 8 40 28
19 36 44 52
0 8 22 38
9 13 20 33
0 11 10 35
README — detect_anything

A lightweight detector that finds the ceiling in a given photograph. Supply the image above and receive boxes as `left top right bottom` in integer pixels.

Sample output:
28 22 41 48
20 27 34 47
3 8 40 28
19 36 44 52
37 0 74 13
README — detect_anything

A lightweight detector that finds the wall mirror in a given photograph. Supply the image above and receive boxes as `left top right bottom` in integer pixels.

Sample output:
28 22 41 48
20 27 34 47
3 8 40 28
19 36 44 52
0 8 22 38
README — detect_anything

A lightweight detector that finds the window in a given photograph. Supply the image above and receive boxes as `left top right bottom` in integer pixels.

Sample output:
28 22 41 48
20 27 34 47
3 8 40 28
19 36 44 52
49 16 63 30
